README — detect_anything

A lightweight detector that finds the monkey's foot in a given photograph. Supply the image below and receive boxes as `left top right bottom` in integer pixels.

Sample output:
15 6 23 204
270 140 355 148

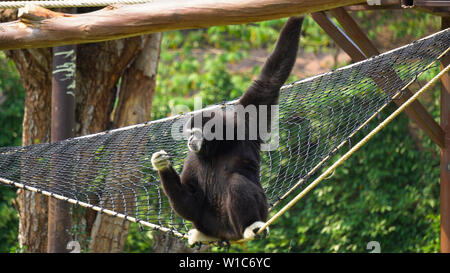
243 221 269 240
188 229 218 246
151 150 171 171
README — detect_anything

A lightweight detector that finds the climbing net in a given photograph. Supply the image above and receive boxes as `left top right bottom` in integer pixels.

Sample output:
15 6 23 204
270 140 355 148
0 28 449 239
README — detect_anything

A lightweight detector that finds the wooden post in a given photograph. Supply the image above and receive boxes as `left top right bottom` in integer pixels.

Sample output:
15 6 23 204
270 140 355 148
47 39 76 252
440 16 450 253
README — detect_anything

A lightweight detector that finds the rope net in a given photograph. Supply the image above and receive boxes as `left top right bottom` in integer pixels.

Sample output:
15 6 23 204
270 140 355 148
0 29 449 238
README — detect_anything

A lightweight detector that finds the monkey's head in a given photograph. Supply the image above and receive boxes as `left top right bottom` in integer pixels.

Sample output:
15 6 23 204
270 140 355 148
185 126 203 153
184 109 235 155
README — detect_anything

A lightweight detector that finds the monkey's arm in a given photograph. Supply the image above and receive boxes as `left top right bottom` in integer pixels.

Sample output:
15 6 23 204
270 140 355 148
152 151 202 222
158 167 202 222
239 16 304 107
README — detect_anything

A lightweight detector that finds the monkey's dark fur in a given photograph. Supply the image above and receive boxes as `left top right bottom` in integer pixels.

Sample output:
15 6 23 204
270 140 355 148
154 17 304 242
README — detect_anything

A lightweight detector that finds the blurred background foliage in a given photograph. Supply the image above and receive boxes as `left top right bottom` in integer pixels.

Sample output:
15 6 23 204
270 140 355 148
0 52 24 252
0 10 443 252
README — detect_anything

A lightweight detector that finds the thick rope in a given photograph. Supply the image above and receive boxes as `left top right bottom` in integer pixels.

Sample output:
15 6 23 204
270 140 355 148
252 61 450 239
0 176 189 239
0 0 152 9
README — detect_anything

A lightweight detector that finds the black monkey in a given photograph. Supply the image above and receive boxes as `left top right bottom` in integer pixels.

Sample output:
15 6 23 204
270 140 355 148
152 17 304 245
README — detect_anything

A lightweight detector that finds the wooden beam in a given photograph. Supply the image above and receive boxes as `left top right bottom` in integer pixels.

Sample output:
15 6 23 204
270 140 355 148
0 0 365 50
312 9 444 148
440 16 450 253
346 0 403 11
414 0 450 8
329 8 380 57
310 12 366 62
405 0 450 16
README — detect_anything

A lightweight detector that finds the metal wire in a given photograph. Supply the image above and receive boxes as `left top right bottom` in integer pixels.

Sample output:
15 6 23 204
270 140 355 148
0 0 152 9
0 28 449 240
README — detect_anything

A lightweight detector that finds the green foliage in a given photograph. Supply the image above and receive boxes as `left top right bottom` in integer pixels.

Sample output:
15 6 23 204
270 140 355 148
0 185 19 253
352 10 440 43
0 52 23 252
124 224 154 253
152 16 334 120
0 52 24 147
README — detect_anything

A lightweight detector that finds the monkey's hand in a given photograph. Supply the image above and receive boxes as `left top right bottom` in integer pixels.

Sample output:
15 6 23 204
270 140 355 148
151 150 171 171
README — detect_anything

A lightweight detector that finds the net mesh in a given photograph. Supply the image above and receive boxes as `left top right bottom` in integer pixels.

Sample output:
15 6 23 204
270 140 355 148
0 29 449 237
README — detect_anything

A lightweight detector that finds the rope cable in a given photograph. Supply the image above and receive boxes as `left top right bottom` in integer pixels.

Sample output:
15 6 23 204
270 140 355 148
0 0 153 9
0 176 189 239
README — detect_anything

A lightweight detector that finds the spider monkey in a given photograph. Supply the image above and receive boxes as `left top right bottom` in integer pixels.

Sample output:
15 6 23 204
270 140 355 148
152 16 304 245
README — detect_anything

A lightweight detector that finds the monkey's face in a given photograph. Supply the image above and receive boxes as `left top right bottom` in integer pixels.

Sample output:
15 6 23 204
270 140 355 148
184 110 224 155
184 112 209 153
186 127 203 153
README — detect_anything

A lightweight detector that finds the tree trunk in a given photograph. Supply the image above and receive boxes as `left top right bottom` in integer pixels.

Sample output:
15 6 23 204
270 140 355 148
8 45 53 253
113 33 161 128
87 33 163 253
1 7 163 252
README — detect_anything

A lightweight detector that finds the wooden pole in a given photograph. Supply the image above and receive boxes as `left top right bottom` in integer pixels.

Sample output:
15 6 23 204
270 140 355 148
0 0 365 50
47 43 76 252
440 16 450 253
47 12 76 251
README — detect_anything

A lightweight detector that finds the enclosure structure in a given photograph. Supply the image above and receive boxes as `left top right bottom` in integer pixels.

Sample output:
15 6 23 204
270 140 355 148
0 0 449 252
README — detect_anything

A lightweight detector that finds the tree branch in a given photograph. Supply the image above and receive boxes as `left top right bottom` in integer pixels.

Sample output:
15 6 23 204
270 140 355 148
0 0 364 50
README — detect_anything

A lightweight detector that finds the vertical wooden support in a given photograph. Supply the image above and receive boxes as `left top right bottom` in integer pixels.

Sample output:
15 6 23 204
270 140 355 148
440 16 450 253
47 42 76 252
